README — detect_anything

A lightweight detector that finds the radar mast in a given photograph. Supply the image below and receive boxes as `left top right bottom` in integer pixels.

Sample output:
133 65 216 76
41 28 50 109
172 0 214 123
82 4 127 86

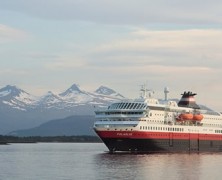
164 87 169 101
140 84 154 98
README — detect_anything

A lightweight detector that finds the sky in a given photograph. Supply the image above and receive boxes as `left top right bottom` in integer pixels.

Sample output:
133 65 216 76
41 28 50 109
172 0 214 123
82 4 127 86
1 0 222 110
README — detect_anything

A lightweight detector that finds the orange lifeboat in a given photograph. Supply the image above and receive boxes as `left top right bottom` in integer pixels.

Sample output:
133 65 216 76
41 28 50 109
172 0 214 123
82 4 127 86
193 114 203 121
177 113 193 121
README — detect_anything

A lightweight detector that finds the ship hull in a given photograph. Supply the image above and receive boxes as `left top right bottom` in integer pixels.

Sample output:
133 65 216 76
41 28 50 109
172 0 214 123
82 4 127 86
100 138 222 153
95 130 222 153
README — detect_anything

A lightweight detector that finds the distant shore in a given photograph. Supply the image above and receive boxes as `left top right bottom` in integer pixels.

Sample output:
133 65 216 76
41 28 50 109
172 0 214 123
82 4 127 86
0 135 101 144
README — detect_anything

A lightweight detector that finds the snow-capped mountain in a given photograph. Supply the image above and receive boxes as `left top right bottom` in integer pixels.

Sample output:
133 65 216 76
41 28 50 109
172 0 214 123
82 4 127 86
59 84 94 105
38 91 63 109
59 84 85 96
0 83 125 134
0 85 37 111
0 83 124 111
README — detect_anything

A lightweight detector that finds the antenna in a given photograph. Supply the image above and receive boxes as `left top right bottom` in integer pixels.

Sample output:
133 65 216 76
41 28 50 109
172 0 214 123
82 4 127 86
164 87 169 101
140 84 147 98
140 84 154 98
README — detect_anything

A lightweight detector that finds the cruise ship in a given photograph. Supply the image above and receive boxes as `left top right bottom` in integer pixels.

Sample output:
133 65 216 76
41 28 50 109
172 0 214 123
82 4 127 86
94 86 222 153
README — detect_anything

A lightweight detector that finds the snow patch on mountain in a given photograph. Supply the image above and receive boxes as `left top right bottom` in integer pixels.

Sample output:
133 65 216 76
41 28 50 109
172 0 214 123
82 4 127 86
59 84 84 96
40 91 61 103
95 86 124 98
59 84 94 104
0 84 125 111
95 86 116 95
0 90 11 97
0 85 38 110
15 91 38 105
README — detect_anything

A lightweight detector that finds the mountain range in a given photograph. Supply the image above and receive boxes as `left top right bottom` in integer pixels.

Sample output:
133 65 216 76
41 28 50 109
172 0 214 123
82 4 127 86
0 84 125 134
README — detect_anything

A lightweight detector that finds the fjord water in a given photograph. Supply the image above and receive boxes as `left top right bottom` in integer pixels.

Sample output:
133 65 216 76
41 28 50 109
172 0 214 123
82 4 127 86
0 143 221 180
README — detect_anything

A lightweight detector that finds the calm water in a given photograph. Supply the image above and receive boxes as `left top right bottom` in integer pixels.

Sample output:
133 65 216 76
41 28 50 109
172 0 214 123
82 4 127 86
0 143 221 180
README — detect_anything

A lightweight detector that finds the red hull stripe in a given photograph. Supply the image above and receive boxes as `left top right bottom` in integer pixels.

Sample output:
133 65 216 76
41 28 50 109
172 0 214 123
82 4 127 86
96 130 222 141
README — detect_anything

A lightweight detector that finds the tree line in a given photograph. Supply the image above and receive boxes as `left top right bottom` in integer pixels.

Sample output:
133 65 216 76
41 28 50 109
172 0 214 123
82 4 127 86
0 135 101 144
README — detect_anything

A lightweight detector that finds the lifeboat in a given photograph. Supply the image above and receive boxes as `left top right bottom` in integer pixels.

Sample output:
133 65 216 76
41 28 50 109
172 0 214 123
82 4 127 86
176 113 203 121
193 114 203 121
177 113 193 121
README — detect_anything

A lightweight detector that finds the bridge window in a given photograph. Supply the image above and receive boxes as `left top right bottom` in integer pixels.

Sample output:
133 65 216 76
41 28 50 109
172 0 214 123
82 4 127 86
111 103 116 109
112 103 118 109
138 104 143 109
132 103 138 109
119 103 124 109
129 103 134 109
136 103 141 109
116 104 120 109
126 103 131 109
123 103 128 109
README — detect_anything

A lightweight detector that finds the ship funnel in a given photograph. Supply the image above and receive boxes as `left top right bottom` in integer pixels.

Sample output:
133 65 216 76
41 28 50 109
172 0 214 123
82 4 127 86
164 87 169 101
178 91 200 109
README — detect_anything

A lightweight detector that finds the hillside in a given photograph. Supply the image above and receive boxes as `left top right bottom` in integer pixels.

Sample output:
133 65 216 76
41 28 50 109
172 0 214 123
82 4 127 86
9 115 97 137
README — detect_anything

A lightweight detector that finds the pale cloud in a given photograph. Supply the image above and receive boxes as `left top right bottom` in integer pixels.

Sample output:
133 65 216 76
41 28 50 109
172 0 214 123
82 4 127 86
127 65 212 74
44 56 87 70
1 0 222 25
25 52 59 60
0 24 28 43
91 29 222 69
0 68 28 75
89 63 213 78
95 29 222 51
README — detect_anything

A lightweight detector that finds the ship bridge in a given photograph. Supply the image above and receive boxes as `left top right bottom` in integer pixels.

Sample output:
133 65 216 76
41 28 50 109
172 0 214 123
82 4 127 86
95 100 150 120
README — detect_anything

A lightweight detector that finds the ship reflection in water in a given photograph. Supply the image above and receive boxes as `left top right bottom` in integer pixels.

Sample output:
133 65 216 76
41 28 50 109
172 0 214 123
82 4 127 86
94 152 221 180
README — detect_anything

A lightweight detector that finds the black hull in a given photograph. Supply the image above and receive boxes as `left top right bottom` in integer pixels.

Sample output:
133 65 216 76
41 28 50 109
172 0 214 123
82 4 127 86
101 138 222 153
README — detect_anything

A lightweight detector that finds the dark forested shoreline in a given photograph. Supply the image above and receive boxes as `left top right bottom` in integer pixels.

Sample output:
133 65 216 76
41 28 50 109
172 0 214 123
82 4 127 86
0 135 101 144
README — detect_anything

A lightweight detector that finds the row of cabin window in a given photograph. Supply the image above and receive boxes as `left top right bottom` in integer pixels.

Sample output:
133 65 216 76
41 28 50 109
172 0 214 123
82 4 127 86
150 113 173 117
108 103 147 110
205 111 221 116
100 119 136 121
147 119 164 123
205 123 222 127
140 126 184 132
206 118 222 121
215 130 222 133
105 112 144 115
